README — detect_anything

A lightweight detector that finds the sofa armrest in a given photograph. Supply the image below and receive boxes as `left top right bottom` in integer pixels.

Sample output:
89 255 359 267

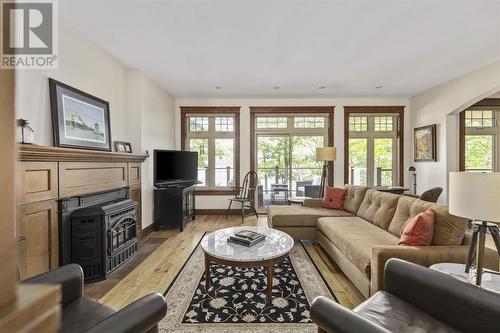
371 245 499 294
303 198 322 208
87 293 167 333
311 296 390 333
23 264 83 306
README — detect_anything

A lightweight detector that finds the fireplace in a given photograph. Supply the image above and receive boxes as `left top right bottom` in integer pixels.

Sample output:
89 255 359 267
59 187 138 281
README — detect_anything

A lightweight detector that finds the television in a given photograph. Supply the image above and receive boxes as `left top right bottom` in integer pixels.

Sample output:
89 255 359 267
154 150 198 185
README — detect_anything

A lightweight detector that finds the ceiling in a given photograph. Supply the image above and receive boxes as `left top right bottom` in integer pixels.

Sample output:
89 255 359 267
60 0 500 98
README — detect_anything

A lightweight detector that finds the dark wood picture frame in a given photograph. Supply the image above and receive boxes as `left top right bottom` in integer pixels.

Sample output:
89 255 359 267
49 78 112 151
414 124 437 162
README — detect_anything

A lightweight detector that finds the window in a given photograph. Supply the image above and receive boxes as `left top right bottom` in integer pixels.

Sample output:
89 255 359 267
252 112 331 208
181 108 240 190
460 106 499 172
345 107 404 187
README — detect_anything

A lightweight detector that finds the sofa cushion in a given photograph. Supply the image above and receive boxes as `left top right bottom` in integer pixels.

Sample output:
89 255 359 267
317 216 399 278
388 196 433 236
343 185 368 214
356 189 400 230
268 205 353 228
322 186 347 209
354 291 460 333
430 205 468 246
399 209 435 246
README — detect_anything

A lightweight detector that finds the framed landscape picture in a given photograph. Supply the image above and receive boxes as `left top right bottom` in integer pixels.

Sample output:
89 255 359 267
49 78 112 151
414 124 436 161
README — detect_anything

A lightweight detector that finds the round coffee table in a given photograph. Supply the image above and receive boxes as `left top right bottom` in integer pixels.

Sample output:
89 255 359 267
430 263 500 294
201 226 294 299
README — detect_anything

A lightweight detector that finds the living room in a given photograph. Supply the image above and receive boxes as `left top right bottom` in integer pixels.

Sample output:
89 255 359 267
1 1 500 332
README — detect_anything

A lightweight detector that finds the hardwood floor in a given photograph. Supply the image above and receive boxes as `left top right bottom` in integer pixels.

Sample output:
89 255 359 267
98 215 364 310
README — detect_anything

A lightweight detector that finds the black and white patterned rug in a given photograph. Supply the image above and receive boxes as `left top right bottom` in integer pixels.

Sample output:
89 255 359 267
160 240 336 333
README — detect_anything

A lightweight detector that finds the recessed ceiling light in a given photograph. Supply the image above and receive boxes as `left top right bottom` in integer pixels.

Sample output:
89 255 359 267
215 86 222 90
273 86 280 90
318 86 326 90
375 85 383 89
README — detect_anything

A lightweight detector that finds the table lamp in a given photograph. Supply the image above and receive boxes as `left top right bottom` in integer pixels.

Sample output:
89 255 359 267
407 166 417 195
316 147 337 198
449 172 500 285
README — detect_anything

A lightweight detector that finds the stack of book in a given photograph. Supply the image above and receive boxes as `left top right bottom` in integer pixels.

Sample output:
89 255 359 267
227 229 266 247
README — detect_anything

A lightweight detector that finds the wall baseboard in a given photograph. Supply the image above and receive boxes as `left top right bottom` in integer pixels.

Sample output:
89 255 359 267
138 224 154 240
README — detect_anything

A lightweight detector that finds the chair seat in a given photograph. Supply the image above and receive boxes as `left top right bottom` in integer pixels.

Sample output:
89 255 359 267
354 291 460 333
230 197 249 202
62 298 116 333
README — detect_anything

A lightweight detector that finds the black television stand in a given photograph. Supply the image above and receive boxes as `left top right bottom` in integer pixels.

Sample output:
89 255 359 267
153 183 195 232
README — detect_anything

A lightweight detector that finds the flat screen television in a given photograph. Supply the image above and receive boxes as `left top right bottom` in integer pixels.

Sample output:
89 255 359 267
154 150 198 185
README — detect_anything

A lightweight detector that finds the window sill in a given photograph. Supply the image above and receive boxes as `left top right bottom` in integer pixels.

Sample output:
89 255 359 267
195 189 235 196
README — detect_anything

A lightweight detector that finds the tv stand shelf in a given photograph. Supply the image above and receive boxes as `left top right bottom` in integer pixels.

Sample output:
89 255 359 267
153 184 195 232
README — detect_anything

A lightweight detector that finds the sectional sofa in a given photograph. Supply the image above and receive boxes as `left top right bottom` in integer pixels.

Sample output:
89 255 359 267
268 185 499 298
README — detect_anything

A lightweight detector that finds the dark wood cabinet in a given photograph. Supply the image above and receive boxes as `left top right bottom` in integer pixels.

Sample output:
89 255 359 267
153 185 195 232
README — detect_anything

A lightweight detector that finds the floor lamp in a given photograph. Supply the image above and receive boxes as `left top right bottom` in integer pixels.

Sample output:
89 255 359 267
316 147 337 198
449 172 500 285
408 166 416 195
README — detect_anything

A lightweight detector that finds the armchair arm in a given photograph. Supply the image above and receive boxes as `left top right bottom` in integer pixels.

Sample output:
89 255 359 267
303 198 322 208
371 245 499 294
87 293 167 333
310 296 390 333
23 263 83 306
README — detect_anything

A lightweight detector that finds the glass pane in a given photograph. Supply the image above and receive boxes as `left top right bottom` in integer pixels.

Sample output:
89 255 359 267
291 136 324 197
256 136 289 207
465 135 494 172
189 138 208 186
256 117 288 129
374 117 393 131
294 116 325 128
215 116 234 132
348 138 367 185
189 116 208 132
349 116 367 132
465 110 495 128
374 138 394 186
214 139 234 187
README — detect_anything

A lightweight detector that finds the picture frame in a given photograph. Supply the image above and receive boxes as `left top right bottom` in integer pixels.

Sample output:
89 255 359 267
114 141 132 153
414 124 437 161
49 78 112 151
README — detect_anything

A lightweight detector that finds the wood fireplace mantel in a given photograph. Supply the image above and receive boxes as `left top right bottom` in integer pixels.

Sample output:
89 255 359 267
17 144 149 163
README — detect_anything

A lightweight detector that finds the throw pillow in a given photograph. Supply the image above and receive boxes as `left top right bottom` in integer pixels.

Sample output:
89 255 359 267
399 209 435 246
322 186 347 210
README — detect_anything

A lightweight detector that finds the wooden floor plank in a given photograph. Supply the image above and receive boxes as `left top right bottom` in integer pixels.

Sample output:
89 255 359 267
99 215 365 310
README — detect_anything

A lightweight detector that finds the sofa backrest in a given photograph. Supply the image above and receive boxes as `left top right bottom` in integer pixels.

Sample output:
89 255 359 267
356 189 400 230
388 195 469 246
343 185 368 214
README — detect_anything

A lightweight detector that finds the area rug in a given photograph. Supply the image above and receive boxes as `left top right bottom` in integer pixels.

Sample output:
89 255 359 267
159 240 336 333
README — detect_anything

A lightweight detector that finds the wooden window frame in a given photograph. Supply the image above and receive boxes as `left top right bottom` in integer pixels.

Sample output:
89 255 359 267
344 106 405 186
181 107 240 195
250 106 335 186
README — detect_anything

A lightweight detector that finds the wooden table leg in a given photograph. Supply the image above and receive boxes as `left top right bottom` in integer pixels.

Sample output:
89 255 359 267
205 256 210 291
266 261 273 299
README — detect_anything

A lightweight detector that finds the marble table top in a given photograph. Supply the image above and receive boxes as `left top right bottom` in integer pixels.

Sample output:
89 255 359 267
201 226 294 262
430 263 500 294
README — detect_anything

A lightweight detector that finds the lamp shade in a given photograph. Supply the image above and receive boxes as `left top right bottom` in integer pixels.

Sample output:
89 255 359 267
316 147 337 161
449 172 500 223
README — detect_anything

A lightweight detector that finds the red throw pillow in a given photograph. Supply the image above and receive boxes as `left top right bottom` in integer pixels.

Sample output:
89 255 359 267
322 186 347 210
399 209 435 246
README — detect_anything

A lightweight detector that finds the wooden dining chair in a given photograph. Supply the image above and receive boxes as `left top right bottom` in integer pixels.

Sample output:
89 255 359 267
226 171 259 223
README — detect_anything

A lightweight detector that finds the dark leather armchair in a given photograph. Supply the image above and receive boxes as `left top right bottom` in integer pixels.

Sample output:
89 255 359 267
405 187 443 203
23 264 167 333
311 259 500 333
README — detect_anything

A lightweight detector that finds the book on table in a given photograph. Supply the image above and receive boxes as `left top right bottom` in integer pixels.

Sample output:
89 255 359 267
228 229 266 246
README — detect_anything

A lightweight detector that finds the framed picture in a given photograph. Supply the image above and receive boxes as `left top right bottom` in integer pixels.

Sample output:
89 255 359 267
414 124 437 161
49 78 112 151
114 141 132 153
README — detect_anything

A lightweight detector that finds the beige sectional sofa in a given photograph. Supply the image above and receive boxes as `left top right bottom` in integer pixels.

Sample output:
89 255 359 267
268 185 499 298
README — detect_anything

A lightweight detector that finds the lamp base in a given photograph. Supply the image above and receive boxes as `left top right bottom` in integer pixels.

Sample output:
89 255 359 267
465 220 500 285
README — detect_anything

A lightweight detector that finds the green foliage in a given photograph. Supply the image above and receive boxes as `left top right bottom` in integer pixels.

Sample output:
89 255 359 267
465 135 493 170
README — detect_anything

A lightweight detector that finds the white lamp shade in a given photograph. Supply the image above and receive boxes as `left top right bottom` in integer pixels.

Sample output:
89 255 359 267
316 147 337 161
449 172 500 223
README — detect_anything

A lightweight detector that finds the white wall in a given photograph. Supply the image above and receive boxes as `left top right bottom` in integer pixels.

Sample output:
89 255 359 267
175 97 410 209
409 60 500 203
15 20 175 229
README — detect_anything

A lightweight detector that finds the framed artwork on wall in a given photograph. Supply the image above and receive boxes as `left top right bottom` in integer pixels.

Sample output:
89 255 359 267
414 124 437 161
49 78 112 151
114 141 132 153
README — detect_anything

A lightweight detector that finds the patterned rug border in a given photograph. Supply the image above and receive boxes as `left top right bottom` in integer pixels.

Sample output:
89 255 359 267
160 234 338 333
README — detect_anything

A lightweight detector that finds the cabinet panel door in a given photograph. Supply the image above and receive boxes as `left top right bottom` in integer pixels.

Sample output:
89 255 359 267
16 162 58 204
129 185 142 236
17 200 58 280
